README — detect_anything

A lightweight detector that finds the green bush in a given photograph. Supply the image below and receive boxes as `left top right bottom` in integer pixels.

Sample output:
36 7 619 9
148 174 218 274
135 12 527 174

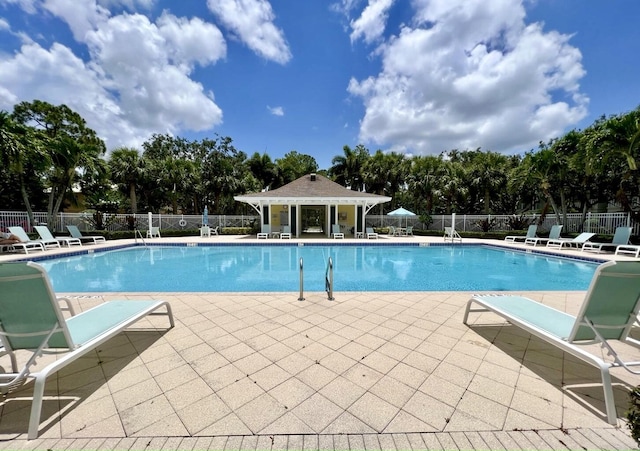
628 386 640 445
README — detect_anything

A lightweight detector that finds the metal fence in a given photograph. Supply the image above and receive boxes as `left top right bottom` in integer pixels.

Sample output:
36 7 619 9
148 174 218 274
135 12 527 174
1 211 637 235
0 212 258 233
366 212 637 235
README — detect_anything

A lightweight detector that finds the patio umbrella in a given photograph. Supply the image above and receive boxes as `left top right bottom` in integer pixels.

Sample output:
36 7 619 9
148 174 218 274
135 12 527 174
203 205 208 226
388 207 416 228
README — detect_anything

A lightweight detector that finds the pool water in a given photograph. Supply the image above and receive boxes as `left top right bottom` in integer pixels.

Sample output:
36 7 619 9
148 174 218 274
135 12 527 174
39 245 598 292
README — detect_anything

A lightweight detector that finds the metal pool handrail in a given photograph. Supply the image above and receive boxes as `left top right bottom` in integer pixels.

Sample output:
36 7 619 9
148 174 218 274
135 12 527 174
298 257 304 301
325 257 334 301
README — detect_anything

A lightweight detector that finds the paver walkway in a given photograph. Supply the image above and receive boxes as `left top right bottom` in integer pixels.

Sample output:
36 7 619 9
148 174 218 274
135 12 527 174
0 236 639 449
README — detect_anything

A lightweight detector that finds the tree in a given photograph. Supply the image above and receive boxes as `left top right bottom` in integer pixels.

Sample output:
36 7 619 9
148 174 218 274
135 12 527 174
329 145 369 190
109 147 145 214
247 152 277 190
12 101 106 227
274 151 318 186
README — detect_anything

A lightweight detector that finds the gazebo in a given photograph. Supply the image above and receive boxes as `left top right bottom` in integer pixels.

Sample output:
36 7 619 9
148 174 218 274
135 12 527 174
234 173 391 238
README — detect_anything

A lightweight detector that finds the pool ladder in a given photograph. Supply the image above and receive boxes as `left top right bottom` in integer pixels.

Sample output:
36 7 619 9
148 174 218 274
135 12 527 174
134 228 147 247
297 257 334 301
325 257 334 301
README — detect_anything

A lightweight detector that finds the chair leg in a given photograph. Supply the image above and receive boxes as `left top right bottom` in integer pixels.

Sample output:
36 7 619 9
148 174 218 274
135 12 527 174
600 366 618 425
28 374 47 439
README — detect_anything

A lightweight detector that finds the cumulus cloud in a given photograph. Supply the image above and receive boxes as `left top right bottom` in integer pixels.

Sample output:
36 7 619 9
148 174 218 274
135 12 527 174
348 0 588 155
350 0 395 44
267 105 284 116
206 0 291 64
0 1 226 151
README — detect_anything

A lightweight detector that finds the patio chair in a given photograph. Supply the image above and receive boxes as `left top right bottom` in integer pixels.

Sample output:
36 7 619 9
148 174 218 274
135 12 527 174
3 228 43 254
280 226 292 239
582 227 633 254
443 226 462 242
463 260 640 425
9 226 55 252
257 224 270 239
147 226 161 238
200 225 211 237
405 225 413 236
524 224 563 246
0 261 174 439
34 225 82 247
66 225 106 244
504 224 537 243
331 224 344 239
388 226 397 236
366 227 378 239
546 232 596 249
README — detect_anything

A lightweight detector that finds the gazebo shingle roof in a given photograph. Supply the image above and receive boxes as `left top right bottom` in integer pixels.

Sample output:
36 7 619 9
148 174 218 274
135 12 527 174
237 173 386 200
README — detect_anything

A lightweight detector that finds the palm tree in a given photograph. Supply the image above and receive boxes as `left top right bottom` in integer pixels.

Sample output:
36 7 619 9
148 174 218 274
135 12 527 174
329 145 369 190
109 147 145 214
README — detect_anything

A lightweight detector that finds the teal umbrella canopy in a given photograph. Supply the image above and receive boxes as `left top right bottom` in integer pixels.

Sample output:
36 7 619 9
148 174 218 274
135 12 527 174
388 207 416 216
387 207 416 227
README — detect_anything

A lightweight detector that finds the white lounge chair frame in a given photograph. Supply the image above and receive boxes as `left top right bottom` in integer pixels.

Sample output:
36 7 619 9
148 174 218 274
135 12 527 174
0 261 174 439
257 224 270 239
524 224 563 246
66 225 106 244
366 227 378 239
280 226 292 239
8 226 52 253
34 225 82 247
616 245 640 258
463 260 640 425
331 224 344 239
583 227 633 254
504 224 537 243
546 232 596 249
443 226 462 242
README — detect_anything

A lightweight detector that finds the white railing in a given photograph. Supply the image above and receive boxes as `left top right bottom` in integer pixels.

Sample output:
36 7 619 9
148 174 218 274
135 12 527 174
365 212 637 236
0 211 258 233
1 211 637 235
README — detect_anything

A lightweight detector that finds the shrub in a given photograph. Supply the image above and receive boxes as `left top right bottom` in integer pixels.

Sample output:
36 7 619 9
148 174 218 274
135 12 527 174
628 386 640 445
507 214 533 231
474 218 497 232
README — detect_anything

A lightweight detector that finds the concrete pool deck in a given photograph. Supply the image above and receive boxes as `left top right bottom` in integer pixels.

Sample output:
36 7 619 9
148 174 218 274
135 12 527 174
0 234 639 450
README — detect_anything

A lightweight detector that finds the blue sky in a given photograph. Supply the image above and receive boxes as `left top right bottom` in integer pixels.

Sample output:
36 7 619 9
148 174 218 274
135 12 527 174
0 0 638 170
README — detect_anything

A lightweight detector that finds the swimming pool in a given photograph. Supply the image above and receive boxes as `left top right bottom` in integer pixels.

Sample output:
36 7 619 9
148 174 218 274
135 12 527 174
38 244 599 292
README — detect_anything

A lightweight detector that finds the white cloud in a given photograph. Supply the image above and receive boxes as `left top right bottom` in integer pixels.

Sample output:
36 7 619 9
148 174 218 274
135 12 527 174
350 0 395 44
267 105 284 116
0 3 226 152
2 0 38 14
0 18 10 31
206 0 291 64
348 0 588 155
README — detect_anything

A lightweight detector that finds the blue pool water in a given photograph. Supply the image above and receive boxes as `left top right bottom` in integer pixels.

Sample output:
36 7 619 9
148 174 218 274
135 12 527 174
38 245 598 292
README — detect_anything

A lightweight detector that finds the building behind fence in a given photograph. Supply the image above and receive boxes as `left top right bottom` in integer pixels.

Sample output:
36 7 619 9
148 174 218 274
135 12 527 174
1 211 637 236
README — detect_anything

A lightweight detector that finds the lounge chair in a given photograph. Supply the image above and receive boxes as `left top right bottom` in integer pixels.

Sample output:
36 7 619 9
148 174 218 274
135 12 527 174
463 260 640 425
443 226 462 242
257 224 270 239
366 227 378 239
615 245 640 258
546 232 596 249
280 226 292 239
8 226 54 252
504 224 537 243
404 225 413 236
331 224 344 239
66 225 106 244
582 227 633 254
34 225 82 247
0 261 174 439
147 226 161 238
524 224 563 246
